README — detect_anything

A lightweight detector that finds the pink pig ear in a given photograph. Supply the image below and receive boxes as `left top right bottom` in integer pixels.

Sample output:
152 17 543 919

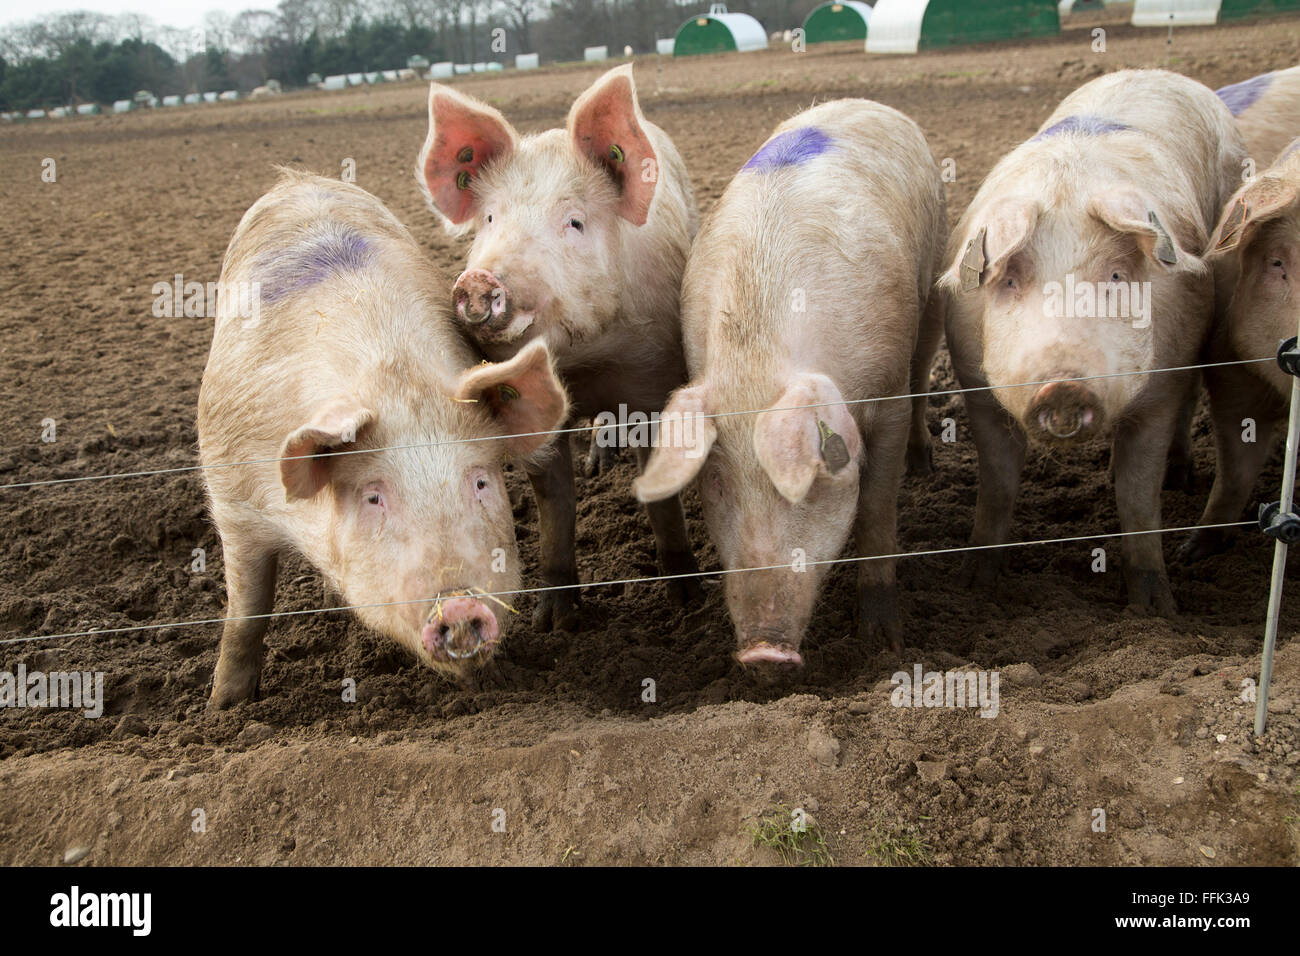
1089 190 1203 272
754 375 861 505
946 198 1039 292
1209 173 1299 255
280 405 377 502
633 384 717 503
567 65 658 226
454 340 570 457
417 84 518 227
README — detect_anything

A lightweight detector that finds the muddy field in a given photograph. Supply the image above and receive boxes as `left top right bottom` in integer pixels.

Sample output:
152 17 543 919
2 6 1300 866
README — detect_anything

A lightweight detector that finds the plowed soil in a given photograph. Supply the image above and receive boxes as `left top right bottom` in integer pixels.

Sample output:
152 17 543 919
2 5 1299 865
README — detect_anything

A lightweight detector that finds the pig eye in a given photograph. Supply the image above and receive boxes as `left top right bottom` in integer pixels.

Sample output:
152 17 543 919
569 218 584 232
470 468 495 501
362 488 384 508
487 214 493 224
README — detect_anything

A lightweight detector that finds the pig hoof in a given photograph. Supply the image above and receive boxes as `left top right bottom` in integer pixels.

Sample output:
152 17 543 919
207 671 261 711
583 439 620 477
659 550 703 605
1163 459 1196 494
533 590 581 632
906 440 934 477
1177 527 1230 564
956 552 1002 589
1124 570 1177 618
854 588 903 653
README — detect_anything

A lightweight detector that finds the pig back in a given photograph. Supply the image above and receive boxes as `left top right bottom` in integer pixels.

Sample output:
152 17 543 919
1038 69 1246 230
683 99 946 398
198 172 478 498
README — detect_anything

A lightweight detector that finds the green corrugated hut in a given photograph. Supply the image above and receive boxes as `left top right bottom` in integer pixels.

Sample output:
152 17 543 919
803 2 873 43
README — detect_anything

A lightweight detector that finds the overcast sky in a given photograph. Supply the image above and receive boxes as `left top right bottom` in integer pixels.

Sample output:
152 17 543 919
0 0 274 30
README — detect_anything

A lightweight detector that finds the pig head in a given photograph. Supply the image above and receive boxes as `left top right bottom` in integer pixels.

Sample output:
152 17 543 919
945 189 1209 445
635 375 863 666
1208 142 1300 398
273 340 568 674
416 65 666 357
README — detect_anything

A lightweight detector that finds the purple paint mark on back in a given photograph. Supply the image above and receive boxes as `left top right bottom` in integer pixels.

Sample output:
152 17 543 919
1216 72 1275 117
743 127 834 173
259 226 374 304
1032 114 1133 142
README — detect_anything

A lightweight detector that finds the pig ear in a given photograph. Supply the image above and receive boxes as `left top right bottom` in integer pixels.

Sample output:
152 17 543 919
1209 175 1299 254
633 385 717 503
417 84 518 229
280 405 377 502
567 65 658 226
1088 192 1202 271
454 340 569 457
946 199 1039 291
754 375 861 505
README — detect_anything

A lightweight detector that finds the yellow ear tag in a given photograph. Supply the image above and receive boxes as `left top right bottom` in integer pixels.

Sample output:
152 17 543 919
456 171 471 190
498 384 520 402
457 146 474 163
609 144 625 164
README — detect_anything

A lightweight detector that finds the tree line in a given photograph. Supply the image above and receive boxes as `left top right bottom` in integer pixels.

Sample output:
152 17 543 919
0 0 821 111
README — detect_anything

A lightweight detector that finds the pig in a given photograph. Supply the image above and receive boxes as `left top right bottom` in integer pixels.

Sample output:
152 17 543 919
197 171 569 710
1217 66 1300 169
632 100 947 665
415 64 700 631
940 69 1246 616
1184 138 1300 559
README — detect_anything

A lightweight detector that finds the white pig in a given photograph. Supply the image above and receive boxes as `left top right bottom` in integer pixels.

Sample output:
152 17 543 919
1217 66 1300 169
198 171 569 710
940 69 1245 616
1186 138 1300 559
415 65 700 632
634 100 946 665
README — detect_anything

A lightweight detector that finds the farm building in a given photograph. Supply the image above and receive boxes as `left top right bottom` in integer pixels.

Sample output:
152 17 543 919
867 0 1060 53
674 4 768 56
1132 0 1300 23
803 2 873 43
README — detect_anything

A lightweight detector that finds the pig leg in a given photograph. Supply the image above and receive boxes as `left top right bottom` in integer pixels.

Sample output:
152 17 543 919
526 439 581 631
957 388 1028 587
584 420 621 477
1162 374 1199 494
906 295 944 476
209 533 279 711
1111 398 1182 616
1181 361 1283 562
634 444 703 604
853 401 911 653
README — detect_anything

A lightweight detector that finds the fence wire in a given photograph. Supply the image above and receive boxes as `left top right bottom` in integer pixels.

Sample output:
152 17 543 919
0 519 1255 646
0 355 1274 493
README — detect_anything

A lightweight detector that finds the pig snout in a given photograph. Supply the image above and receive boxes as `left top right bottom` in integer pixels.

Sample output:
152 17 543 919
422 596 500 662
735 627 804 669
453 268 511 327
1026 381 1104 443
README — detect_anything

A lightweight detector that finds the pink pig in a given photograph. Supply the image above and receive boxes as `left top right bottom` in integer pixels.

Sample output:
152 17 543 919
198 172 569 709
415 65 700 631
634 100 947 666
